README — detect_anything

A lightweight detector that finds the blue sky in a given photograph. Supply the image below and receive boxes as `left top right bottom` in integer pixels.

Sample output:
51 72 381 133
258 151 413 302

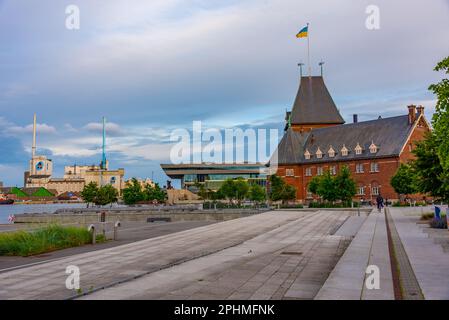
0 0 448 187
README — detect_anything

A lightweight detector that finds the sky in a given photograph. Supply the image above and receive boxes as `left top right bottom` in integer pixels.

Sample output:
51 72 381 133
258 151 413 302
0 0 448 187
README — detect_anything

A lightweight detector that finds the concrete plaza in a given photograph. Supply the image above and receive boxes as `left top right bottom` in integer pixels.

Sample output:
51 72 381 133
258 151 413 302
0 207 448 300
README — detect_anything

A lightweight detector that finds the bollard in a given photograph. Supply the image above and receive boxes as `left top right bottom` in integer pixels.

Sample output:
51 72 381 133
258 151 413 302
88 224 96 244
114 221 121 240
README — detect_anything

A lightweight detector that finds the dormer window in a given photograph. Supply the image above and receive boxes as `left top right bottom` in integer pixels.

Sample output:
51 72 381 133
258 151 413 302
369 142 378 154
328 146 335 158
341 145 349 157
316 147 323 159
355 143 363 155
304 149 311 160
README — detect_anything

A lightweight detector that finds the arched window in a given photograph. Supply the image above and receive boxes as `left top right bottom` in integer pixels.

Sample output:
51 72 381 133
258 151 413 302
371 181 380 196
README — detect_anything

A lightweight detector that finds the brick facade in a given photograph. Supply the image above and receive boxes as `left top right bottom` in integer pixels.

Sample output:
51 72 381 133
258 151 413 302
277 113 431 203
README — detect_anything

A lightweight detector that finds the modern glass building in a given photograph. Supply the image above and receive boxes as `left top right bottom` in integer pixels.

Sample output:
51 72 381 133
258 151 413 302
160 163 268 193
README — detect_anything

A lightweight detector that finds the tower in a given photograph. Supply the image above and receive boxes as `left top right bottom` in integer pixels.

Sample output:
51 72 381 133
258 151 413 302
26 114 53 187
289 76 345 133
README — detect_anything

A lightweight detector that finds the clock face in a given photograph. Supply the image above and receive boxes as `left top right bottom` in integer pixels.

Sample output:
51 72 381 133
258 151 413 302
36 161 44 171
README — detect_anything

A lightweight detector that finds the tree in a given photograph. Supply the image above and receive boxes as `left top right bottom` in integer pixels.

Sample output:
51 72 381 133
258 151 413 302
429 56 449 172
143 183 167 203
308 176 321 196
335 166 357 203
249 184 266 204
390 163 417 197
80 182 98 207
94 184 118 206
233 178 250 204
269 175 297 204
316 171 339 203
412 132 449 201
217 178 250 204
122 178 145 205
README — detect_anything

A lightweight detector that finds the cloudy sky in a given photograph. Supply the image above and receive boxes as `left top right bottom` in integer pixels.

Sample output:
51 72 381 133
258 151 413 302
0 0 448 187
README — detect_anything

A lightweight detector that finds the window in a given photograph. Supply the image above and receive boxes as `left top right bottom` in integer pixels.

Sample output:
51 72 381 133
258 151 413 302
330 166 337 175
369 142 378 154
370 162 379 173
341 145 349 157
317 167 323 176
328 146 335 158
110 176 116 184
355 143 363 155
316 147 323 159
358 186 365 195
286 168 294 177
305 168 312 177
356 163 364 173
304 149 311 160
372 186 380 196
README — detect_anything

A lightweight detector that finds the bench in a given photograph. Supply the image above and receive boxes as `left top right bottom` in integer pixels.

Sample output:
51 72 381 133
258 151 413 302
147 217 171 223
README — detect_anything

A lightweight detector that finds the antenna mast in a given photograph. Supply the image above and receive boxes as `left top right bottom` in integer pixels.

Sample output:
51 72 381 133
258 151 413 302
32 114 37 157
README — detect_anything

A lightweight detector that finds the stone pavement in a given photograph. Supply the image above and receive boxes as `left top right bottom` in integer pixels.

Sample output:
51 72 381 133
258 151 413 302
81 210 352 300
0 210 349 300
389 207 449 300
315 210 394 300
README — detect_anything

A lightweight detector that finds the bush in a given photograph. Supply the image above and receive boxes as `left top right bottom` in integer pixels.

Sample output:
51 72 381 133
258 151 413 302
420 212 434 220
280 204 304 209
430 217 448 229
0 225 100 256
307 201 359 209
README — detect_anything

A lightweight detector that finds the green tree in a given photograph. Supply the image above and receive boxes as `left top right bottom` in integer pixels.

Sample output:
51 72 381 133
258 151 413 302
219 179 236 203
429 57 449 172
122 178 145 205
412 132 449 201
80 182 98 207
335 166 357 203
315 171 338 203
269 175 297 204
143 183 167 203
308 176 321 196
249 184 266 204
390 163 417 196
233 178 250 204
94 184 118 206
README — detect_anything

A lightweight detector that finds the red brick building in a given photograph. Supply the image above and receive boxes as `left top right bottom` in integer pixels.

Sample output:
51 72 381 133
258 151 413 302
275 76 431 203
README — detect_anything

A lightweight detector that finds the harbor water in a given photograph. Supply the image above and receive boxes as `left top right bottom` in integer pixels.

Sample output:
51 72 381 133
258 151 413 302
0 203 87 224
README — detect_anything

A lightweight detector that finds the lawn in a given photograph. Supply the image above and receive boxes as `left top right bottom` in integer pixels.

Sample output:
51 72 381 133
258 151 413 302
0 224 104 256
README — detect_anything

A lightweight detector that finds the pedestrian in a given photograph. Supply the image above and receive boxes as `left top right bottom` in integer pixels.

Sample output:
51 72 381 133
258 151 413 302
376 194 384 213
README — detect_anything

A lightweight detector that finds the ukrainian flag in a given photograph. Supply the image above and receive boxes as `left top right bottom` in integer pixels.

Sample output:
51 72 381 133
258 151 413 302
296 25 308 38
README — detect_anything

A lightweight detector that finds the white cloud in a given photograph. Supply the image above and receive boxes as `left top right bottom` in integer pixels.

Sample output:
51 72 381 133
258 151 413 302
8 123 57 135
83 122 124 136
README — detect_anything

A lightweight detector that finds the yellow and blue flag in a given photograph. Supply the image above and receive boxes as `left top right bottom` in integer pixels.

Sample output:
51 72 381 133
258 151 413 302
296 25 308 38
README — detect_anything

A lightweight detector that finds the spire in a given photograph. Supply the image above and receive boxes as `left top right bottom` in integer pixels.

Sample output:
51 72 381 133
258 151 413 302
101 117 107 170
32 113 37 157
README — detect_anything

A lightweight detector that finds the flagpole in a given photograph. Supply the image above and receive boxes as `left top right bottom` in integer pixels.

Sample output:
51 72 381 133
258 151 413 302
307 23 311 77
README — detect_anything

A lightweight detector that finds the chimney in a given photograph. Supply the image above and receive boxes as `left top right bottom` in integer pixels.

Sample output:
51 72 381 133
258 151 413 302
353 114 358 123
417 105 425 117
408 105 417 124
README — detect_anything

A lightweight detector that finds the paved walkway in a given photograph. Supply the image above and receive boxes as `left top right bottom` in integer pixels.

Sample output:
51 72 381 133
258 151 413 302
81 210 351 300
389 207 449 300
0 210 341 300
315 210 394 300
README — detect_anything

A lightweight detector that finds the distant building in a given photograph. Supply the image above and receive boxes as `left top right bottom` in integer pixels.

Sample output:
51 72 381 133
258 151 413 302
24 114 125 195
161 163 267 193
125 178 155 188
273 76 431 203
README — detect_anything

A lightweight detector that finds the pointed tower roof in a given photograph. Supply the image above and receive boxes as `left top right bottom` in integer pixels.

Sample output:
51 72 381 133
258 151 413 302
290 76 345 125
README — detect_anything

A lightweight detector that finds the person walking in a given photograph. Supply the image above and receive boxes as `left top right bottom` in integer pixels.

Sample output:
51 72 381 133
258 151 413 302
376 194 384 213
